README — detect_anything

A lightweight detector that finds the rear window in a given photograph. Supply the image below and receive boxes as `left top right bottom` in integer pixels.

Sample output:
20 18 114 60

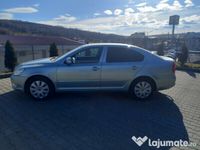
106 47 144 63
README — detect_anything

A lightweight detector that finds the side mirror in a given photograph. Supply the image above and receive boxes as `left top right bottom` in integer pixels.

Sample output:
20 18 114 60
65 57 75 65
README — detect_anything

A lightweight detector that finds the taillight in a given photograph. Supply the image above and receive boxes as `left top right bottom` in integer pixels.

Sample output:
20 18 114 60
172 62 176 73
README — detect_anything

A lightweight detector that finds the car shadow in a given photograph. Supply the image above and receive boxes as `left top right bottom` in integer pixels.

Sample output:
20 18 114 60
0 91 189 150
185 70 197 78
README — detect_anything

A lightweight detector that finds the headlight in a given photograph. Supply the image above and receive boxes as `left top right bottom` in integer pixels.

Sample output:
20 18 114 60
13 68 24 75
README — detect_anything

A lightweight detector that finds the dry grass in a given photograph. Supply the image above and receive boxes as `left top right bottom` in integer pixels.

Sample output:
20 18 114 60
176 62 200 70
0 70 12 74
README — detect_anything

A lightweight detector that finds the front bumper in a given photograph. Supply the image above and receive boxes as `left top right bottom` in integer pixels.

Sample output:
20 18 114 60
10 75 28 91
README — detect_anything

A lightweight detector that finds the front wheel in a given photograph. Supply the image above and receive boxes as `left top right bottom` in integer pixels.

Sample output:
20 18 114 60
27 77 54 100
130 79 154 100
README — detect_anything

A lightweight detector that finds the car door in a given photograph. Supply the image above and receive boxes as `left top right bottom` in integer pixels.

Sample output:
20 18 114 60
56 46 103 90
101 46 145 89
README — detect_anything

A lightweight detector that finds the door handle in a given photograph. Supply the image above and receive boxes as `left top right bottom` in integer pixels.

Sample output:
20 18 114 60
132 66 137 70
92 66 100 71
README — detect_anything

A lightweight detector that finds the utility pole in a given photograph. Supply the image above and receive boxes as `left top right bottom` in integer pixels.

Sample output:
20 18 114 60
172 24 175 38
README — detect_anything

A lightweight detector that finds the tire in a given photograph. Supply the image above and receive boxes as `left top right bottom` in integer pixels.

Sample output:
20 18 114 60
129 78 155 100
26 76 54 100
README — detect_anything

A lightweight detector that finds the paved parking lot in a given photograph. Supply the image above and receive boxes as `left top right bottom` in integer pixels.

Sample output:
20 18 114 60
0 71 199 150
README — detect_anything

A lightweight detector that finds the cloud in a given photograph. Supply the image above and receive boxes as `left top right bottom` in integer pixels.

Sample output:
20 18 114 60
137 6 157 13
39 13 169 35
0 13 13 19
33 4 40 7
184 0 194 7
65 13 71 16
38 4 171 34
128 0 134 4
104 10 112 15
94 13 101 16
135 2 147 7
122 11 168 28
156 0 183 11
172 0 183 10
39 14 77 26
125 0 135 8
53 14 76 23
4 7 38 13
124 8 135 15
181 15 200 24
114 9 123 16
137 0 183 13
39 16 122 33
38 0 197 35
160 0 169 3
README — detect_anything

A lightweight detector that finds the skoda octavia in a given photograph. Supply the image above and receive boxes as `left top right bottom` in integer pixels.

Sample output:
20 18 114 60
11 43 176 100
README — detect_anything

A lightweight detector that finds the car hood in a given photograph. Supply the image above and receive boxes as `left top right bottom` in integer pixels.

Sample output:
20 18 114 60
19 58 54 67
21 58 52 65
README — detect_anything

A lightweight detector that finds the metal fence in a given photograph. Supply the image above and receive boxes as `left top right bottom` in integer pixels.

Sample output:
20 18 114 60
0 45 79 71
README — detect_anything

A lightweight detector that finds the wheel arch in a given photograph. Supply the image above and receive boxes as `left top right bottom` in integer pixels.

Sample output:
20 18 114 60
24 75 55 93
129 76 157 91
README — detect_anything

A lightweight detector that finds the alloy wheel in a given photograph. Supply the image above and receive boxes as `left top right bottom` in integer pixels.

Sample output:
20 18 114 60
30 80 49 99
134 81 152 99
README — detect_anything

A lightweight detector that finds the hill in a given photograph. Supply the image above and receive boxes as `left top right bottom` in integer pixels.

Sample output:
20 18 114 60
0 19 128 43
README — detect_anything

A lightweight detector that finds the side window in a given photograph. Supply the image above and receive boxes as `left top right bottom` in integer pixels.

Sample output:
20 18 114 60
73 47 103 64
106 47 144 63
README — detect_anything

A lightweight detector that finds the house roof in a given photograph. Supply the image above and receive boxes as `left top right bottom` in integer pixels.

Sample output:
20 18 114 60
0 35 83 45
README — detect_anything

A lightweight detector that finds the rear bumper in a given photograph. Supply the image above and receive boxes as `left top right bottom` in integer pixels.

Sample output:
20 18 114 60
156 74 176 90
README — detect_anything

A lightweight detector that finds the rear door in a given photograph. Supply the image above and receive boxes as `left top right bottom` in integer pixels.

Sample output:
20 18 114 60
101 46 145 88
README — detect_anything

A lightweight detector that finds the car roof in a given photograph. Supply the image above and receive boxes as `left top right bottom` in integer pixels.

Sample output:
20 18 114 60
83 43 135 47
82 43 155 56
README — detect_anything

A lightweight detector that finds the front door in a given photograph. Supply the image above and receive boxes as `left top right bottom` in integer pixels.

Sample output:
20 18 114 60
57 46 103 90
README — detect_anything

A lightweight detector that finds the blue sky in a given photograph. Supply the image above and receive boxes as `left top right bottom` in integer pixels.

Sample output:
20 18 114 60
0 0 200 35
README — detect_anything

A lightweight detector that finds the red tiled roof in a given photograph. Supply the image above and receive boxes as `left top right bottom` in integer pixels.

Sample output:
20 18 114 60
0 35 83 45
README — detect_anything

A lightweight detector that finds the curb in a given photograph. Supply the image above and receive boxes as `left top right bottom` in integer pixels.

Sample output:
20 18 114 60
0 73 12 79
176 68 200 73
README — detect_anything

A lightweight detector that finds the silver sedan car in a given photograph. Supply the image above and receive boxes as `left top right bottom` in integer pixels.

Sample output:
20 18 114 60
11 43 176 100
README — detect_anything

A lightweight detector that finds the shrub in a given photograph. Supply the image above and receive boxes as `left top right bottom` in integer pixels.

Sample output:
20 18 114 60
179 43 188 66
4 40 17 71
49 43 58 57
157 42 164 56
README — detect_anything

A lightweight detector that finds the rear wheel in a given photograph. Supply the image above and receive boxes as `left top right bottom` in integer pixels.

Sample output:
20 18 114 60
26 77 54 100
130 78 154 100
